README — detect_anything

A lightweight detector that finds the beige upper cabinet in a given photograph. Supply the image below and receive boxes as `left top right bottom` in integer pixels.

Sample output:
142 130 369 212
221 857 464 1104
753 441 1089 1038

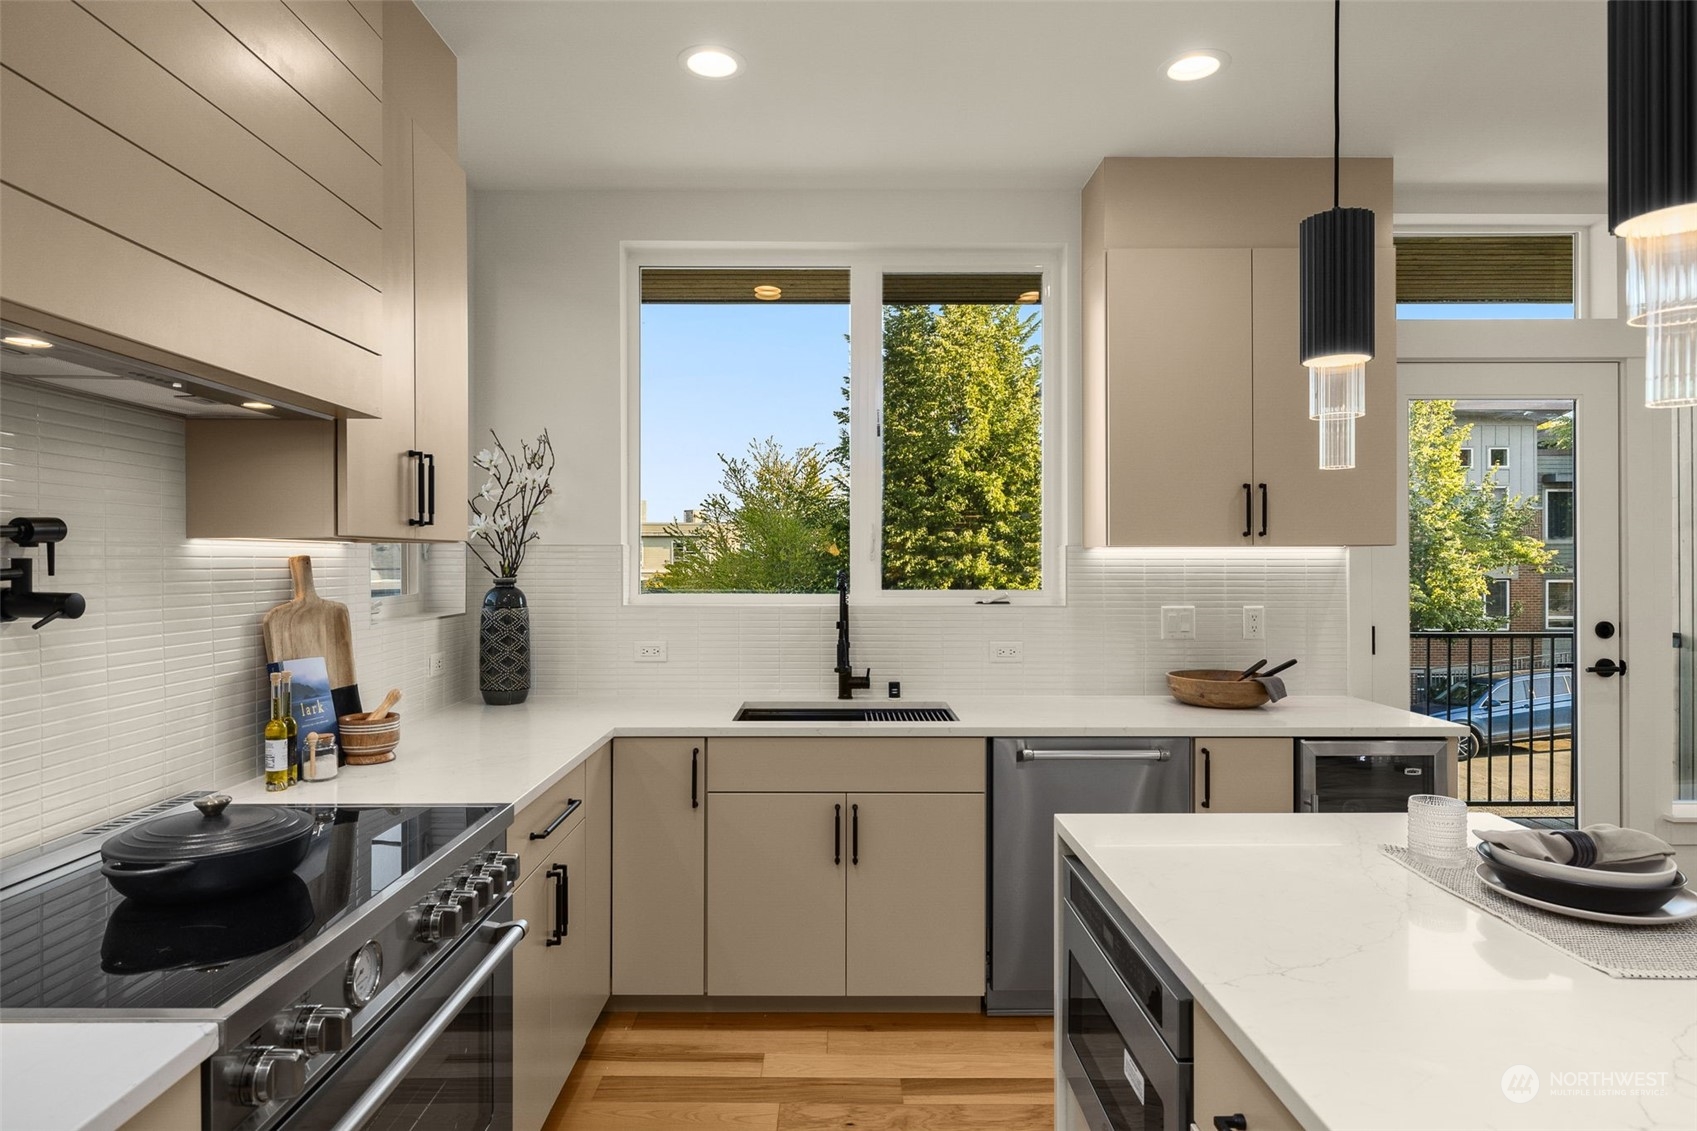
612 738 706 996
1083 157 1396 548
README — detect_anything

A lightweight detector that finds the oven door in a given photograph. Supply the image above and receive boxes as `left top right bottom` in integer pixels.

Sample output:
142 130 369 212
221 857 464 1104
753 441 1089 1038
1061 903 1190 1131
279 907 521 1131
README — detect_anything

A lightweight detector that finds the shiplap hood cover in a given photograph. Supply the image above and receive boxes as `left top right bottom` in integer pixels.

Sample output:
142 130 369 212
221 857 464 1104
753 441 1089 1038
420 0 1606 199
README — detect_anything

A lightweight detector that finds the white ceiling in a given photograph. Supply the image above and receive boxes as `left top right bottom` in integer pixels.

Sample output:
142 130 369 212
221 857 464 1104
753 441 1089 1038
419 0 1607 198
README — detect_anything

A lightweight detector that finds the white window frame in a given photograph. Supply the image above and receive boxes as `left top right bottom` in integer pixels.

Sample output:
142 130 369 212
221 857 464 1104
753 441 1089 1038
1458 447 1475 470
1489 446 1511 468
1544 577 1575 629
622 244 1065 606
1391 222 1597 318
1543 486 1575 542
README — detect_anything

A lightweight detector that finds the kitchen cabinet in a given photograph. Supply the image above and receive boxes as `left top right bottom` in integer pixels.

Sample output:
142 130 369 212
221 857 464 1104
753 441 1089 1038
512 745 609 1131
1192 1000 1304 1131
184 1 469 541
612 738 706 995
1082 157 1395 548
0 0 381 418
1194 738 1295 814
705 738 984 998
115 1068 199 1131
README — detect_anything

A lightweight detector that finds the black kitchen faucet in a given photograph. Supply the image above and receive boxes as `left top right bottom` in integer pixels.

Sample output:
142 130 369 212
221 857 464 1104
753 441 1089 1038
834 569 871 700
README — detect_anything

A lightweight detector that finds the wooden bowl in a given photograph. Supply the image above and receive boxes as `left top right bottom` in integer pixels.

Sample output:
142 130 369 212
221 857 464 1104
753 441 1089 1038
338 712 399 765
1166 669 1272 710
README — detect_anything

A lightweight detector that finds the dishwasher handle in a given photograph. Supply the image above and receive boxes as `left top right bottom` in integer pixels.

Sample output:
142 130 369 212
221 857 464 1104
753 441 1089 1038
1015 744 1171 763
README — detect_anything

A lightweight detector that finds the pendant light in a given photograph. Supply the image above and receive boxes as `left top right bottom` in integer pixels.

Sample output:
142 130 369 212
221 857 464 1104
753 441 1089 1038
1609 0 1697 407
1301 0 1375 470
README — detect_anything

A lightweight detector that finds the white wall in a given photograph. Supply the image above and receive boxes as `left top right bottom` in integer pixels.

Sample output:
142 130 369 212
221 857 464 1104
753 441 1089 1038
0 380 473 858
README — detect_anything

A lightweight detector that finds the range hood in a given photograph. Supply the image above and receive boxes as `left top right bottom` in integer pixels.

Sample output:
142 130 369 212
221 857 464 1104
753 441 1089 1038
0 322 326 420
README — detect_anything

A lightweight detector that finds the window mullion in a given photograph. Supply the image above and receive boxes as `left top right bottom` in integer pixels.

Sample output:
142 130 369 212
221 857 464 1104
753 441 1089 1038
848 260 883 591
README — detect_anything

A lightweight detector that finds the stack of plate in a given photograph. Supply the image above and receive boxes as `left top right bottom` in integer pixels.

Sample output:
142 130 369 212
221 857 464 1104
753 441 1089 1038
1475 843 1697 925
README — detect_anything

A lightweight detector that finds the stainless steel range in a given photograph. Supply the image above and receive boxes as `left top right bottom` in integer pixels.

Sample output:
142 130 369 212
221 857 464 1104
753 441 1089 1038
0 796 523 1131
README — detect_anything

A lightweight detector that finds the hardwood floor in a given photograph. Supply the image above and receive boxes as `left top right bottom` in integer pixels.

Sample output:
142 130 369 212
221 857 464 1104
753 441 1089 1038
543 1011 1055 1130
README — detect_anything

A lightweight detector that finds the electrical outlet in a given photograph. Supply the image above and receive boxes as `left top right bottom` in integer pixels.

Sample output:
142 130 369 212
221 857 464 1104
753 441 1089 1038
1242 605 1266 640
990 640 1023 663
634 641 668 663
1160 606 1196 640
428 652 447 677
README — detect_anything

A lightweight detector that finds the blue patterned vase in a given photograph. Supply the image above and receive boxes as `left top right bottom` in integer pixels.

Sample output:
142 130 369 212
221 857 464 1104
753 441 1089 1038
480 577 530 705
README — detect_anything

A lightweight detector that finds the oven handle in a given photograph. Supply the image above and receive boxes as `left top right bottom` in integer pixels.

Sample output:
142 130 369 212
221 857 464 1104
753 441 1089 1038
1017 745 1170 762
329 920 527 1131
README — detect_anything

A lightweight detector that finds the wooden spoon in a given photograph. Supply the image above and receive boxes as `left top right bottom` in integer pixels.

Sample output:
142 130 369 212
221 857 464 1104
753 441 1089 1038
1234 659 1268 682
363 688 402 722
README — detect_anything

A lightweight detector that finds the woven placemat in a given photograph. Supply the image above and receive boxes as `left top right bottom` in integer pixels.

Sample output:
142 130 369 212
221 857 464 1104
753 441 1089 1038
1382 844 1697 980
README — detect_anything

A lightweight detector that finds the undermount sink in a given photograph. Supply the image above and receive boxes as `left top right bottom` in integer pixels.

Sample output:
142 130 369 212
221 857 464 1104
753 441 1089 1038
733 701 959 723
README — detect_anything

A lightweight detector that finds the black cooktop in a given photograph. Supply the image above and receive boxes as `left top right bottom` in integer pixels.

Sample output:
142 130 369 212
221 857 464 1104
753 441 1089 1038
0 804 498 1013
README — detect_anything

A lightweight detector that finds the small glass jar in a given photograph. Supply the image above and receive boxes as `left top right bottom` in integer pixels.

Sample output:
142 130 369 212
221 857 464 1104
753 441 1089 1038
303 733 339 781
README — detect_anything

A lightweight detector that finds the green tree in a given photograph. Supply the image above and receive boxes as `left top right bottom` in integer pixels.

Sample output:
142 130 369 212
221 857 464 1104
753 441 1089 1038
880 303 1042 590
1408 401 1554 630
649 438 846 593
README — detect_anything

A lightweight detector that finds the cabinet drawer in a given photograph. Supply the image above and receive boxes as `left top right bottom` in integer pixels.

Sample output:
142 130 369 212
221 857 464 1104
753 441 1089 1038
708 738 984 793
516 761 587 847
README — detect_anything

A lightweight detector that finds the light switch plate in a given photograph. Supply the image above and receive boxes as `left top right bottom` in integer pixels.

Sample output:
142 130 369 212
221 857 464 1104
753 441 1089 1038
1160 606 1196 640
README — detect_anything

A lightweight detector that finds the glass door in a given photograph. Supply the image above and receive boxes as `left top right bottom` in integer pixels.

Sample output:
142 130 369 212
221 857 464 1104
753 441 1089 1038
1401 363 1622 826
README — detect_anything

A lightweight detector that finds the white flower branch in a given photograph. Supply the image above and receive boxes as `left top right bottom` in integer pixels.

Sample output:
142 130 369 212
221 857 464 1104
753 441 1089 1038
467 429 555 579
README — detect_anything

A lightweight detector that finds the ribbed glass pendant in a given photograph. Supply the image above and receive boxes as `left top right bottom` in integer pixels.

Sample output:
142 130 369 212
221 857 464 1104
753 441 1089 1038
1609 0 1697 407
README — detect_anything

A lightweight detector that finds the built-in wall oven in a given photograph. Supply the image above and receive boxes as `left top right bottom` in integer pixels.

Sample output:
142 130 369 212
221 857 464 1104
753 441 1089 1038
1060 855 1192 1131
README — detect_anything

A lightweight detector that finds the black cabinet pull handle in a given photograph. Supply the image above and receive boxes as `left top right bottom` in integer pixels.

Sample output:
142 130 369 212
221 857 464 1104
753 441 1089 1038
561 863 569 938
424 452 436 526
851 803 859 865
834 803 842 865
1258 483 1268 538
1213 1117 1248 1131
528 797 581 840
545 863 566 946
1200 747 1212 809
691 747 700 808
407 450 427 526
1242 483 1253 539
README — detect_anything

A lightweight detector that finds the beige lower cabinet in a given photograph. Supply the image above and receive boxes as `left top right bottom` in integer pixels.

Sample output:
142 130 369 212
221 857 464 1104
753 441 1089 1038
1194 738 1294 813
512 745 610 1131
612 738 706 995
845 792 984 996
707 792 848 996
1192 1000 1304 1131
116 1068 199 1131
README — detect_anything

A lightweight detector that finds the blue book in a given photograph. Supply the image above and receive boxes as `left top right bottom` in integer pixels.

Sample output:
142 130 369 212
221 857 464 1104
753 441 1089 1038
266 656 340 753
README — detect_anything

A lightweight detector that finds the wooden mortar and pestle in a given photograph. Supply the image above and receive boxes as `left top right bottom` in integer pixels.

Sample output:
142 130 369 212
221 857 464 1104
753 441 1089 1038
339 688 402 765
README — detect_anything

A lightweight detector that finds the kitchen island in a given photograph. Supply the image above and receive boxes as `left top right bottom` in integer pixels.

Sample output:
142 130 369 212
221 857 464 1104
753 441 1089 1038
1056 811 1697 1131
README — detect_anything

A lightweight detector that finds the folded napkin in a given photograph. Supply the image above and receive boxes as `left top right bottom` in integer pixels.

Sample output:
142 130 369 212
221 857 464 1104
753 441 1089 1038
1475 823 1675 869
1252 675 1288 703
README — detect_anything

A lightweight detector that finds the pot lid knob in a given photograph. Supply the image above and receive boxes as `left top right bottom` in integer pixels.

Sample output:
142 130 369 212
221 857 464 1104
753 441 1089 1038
193 794 233 819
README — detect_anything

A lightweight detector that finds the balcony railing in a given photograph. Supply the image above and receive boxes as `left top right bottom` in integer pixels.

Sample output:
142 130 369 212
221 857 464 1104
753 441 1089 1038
1410 631 1576 813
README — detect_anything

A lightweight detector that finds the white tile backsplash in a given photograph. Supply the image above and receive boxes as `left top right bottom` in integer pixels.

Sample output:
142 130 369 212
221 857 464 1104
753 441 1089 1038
0 380 473 858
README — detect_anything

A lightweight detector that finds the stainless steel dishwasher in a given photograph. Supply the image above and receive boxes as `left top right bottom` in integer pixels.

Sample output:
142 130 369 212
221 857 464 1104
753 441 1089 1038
987 736 1191 1015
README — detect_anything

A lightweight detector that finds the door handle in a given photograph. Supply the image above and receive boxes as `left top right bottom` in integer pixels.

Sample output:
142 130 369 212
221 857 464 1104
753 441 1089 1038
528 797 581 840
1016 746 1171 762
1242 483 1253 539
1584 657 1627 678
1257 483 1269 538
1213 1117 1248 1131
691 746 700 808
424 452 436 526
851 803 859 866
1200 747 1212 809
407 450 427 526
545 863 566 946
833 803 842 865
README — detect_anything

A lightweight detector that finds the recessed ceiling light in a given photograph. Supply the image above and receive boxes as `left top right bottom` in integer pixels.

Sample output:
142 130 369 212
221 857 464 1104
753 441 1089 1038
1165 50 1229 82
170 381 184 390
753 285 782 301
682 46 743 79
2 335 53 349
1017 290 1041 303
241 401 275 411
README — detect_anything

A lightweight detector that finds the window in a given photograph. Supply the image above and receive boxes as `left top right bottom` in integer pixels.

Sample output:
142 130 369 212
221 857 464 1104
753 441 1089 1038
1543 487 1574 541
1483 577 1511 621
368 543 465 618
1395 233 1576 319
1545 578 1575 629
633 253 1055 601
1489 447 1510 468
1678 408 1697 799
1458 447 1475 470
371 543 407 599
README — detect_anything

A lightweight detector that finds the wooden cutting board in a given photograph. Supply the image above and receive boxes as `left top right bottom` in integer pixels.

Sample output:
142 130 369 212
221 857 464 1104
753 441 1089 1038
262 555 363 718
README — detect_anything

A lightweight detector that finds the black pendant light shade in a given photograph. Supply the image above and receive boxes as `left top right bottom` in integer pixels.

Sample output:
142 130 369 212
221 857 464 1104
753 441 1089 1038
1299 206 1376 367
1607 0 1696 236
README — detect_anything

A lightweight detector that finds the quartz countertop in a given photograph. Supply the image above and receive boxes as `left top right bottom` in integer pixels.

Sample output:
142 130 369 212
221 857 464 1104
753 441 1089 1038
0 1022 217 1131
221 692 1461 812
1056 812 1697 1131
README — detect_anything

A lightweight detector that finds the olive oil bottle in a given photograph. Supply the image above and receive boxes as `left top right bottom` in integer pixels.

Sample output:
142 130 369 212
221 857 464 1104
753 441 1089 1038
264 672 290 791
280 670 300 783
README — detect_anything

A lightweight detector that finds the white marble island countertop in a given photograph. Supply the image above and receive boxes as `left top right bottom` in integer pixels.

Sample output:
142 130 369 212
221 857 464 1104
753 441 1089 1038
1057 812 1697 1131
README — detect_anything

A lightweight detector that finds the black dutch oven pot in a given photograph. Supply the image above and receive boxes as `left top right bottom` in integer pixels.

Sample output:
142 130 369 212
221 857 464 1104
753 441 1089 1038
100 794 318 904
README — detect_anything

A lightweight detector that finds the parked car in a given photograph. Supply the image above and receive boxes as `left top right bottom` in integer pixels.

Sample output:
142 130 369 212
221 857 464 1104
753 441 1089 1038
1426 670 1573 759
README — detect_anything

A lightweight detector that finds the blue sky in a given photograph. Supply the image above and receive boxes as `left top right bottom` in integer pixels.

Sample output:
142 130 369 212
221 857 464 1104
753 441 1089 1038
1396 303 1575 319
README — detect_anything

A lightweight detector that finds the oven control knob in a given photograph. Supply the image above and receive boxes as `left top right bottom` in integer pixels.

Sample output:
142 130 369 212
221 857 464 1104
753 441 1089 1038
482 851 520 884
437 885 478 916
415 901 463 943
287 1005 353 1056
233 1047 308 1106
455 870 496 907
469 862 509 897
